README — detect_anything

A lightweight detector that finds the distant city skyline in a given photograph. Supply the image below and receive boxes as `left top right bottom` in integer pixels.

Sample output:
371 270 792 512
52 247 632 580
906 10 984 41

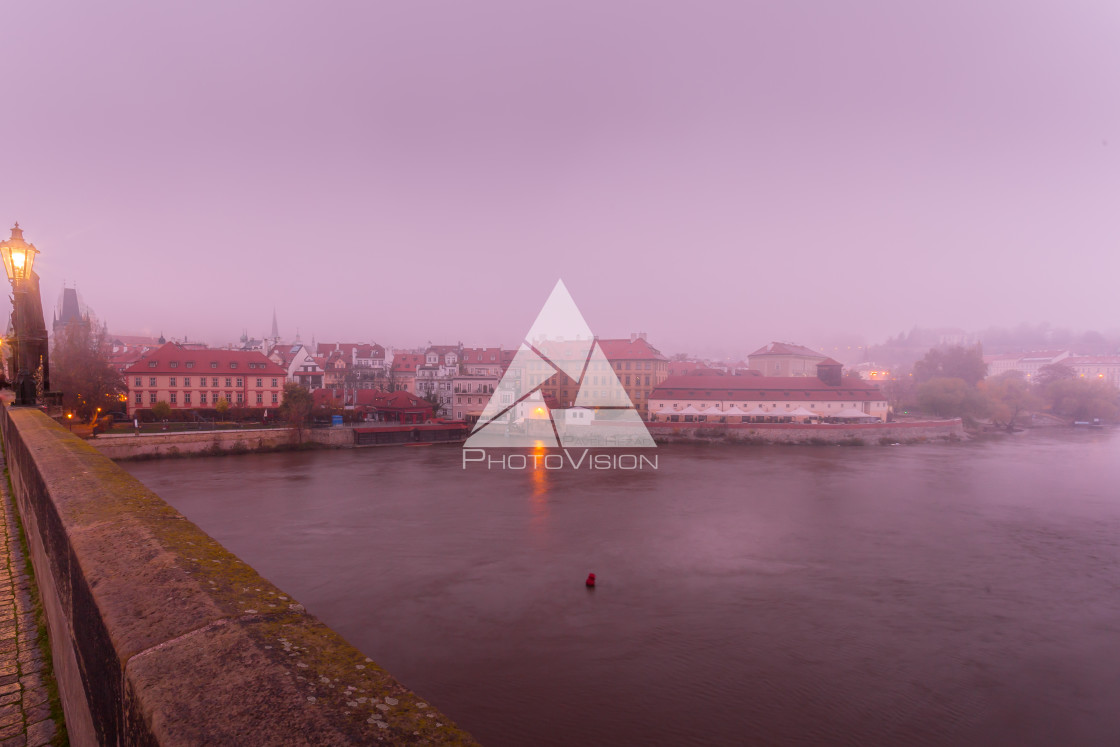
4 1 1118 356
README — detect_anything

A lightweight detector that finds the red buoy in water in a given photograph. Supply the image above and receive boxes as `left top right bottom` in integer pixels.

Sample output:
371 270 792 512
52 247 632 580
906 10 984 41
585 573 596 588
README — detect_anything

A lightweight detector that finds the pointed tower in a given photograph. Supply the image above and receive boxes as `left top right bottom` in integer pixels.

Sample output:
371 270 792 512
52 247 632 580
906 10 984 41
271 308 279 341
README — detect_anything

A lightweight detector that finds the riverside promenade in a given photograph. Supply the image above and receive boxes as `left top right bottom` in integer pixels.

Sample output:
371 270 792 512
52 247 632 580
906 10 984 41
0 448 61 746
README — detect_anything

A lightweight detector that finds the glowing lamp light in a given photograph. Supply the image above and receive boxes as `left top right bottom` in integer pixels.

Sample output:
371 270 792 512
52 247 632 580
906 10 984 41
0 223 40 282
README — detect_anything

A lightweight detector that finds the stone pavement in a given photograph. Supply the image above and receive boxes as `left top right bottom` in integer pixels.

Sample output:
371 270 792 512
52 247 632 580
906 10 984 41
0 449 61 747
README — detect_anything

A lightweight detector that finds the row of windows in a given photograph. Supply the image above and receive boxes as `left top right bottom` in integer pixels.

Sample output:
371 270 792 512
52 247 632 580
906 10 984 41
135 377 279 388
134 391 280 406
147 360 276 370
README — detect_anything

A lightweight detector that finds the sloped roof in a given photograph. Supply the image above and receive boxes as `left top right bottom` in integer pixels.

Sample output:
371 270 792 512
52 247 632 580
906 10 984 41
461 347 504 363
596 337 667 361
391 353 425 372
123 343 285 375
313 388 432 410
748 342 826 358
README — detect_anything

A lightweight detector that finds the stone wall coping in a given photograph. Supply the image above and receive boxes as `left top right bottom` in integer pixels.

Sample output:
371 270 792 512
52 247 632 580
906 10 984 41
2 407 476 745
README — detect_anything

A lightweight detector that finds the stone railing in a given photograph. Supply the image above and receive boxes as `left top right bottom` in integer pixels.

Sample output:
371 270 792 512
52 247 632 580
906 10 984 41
0 407 476 746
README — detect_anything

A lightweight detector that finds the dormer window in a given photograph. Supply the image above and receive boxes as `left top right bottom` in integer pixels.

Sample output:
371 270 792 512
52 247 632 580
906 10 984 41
169 361 179 368
210 362 219 368
229 362 238 369
148 361 157 368
186 362 194 368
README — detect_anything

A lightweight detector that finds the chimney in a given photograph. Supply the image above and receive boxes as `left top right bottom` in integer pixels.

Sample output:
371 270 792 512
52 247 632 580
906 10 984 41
630 332 638 342
816 359 843 386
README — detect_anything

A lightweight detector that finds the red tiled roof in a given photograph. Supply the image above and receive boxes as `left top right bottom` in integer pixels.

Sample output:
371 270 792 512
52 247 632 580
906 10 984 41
461 347 503 363
596 338 667 361
651 374 882 402
748 342 826 358
324 350 349 369
123 343 285 375
313 388 432 411
817 357 842 366
391 353 425 372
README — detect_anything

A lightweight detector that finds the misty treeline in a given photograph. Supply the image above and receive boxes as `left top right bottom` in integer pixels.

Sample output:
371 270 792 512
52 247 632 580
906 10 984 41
883 346 1118 430
866 324 1120 372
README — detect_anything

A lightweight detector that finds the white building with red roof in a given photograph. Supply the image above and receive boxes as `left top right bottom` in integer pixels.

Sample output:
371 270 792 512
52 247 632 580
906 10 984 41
269 343 324 389
984 350 1071 380
389 351 425 394
460 347 505 377
124 343 287 417
649 361 888 422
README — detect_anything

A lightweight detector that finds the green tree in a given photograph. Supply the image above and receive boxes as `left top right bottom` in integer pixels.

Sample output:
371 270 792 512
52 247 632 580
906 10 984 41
280 382 314 442
1035 362 1075 388
982 372 1041 431
215 396 231 420
50 323 124 421
913 345 987 387
420 389 444 416
150 400 172 421
1042 378 1119 422
916 377 989 421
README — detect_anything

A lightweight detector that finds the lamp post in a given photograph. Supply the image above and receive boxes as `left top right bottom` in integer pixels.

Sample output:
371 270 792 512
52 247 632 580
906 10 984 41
0 223 41 406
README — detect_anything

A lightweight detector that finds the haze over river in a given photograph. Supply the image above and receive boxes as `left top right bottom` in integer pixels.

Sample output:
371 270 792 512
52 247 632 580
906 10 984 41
125 431 1120 746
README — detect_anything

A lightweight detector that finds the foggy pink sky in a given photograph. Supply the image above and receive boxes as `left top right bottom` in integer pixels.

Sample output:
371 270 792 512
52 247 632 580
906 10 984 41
2 1 1118 358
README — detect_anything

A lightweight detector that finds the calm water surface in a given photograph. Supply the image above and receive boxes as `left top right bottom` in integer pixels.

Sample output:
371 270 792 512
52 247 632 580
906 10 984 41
125 431 1120 746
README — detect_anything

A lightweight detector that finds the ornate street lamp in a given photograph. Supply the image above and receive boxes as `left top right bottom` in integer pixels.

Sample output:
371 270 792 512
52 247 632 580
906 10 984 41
0 223 43 406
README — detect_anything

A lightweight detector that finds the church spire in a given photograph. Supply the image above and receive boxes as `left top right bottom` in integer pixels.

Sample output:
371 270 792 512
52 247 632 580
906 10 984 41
271 308 279 340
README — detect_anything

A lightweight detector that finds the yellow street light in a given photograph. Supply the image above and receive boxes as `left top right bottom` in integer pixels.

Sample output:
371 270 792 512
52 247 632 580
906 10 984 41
0 223 39 282
0 223 43 406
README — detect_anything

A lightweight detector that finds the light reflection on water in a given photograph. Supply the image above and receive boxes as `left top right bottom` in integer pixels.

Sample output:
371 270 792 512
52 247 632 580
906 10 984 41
126 431 1120 746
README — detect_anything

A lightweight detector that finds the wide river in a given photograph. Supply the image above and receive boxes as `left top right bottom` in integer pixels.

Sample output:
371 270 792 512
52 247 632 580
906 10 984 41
125 430 1120 746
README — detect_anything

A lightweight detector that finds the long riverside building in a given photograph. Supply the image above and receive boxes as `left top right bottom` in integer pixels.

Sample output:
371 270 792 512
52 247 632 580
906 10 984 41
649 361 889 422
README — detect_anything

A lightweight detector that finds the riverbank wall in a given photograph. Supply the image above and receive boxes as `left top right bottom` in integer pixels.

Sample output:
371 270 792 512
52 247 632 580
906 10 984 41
648 419 963 445
91 423 471 460
89 426 353 460
0 406 476 746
